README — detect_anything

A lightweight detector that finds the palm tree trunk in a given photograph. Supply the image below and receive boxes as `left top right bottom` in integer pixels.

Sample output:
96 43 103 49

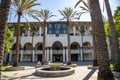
13 14 21 67
42 21 46 65
0 0 11 78
89 0 114 80
92 25 98 66
67 21 71 65
87 0 98 66
104 0 120 72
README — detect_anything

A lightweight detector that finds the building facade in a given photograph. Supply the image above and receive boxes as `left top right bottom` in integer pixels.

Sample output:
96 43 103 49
5 21 94 62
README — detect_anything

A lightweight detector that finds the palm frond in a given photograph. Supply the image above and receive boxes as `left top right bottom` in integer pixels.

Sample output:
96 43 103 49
30 14 40 22
74 0 83 8
77 12 87 20
59 7 77 21
82 1 89 10
21 0 26 7
25 3 40 10
12 0 41 22
38 9 55 21
80 6 89 12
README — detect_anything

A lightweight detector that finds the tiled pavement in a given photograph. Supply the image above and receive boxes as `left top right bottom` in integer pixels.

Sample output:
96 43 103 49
2 61 98 80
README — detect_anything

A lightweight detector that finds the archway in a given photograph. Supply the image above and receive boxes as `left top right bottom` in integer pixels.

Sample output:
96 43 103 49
70 42 80 50
83 42 91 49
35 42 43 50
23 43 32 61
23 43 32 50
83 42 92 60
70 42 80 61
52 41 63 62
35 42 43 61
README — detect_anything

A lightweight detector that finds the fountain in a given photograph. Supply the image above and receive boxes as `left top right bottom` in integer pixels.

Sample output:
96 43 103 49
35 63 75 77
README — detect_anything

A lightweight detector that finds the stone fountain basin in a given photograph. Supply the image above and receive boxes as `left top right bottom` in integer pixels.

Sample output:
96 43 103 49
35 67 75 77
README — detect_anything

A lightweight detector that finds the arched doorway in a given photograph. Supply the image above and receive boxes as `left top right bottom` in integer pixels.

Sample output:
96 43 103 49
35 42 43 61
83 42 92 60
70 42 80 61
52 41 63 62
23 43 32 61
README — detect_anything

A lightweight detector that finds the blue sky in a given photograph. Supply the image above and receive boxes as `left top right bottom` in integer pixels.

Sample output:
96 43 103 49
9 0 120 22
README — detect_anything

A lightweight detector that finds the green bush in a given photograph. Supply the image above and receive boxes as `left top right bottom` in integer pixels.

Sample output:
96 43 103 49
2 66 6 71
110 64 115 70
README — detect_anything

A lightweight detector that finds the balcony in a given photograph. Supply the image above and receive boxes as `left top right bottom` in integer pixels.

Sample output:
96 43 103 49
35 50 42 54
24 50 32 54
71 49 80 54
83 49 93 53
52 50 63 54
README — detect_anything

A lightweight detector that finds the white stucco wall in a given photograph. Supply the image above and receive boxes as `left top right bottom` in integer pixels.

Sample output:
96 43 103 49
12 35 93 48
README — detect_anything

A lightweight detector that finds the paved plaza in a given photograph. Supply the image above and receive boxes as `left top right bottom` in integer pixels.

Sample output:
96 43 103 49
2 61 98 80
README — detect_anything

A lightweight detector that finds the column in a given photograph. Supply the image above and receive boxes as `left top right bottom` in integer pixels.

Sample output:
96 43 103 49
45 48 47 62
66 48 68 62
20 50 23 62
4 54 7 62
73 26 76 36
81 49 83 61
32 50 35 62
63 47 65 62
9 51 12 62
46 48 49 61
45 27 47 36
91 48 94 60
39 27 41 36
50 48 52 62
78 49 81 61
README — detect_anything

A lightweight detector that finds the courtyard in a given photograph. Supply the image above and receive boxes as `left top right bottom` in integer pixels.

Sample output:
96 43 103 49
2 61 98 80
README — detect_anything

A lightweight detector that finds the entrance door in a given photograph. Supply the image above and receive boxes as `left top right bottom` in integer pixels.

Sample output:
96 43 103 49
37 54 42 61
53 54 63 62
71 54 78 61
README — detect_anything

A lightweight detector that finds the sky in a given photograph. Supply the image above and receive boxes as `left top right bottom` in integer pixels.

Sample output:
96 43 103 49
9 0 120 22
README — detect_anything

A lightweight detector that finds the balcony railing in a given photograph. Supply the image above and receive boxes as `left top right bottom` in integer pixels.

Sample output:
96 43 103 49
83 49 93 53
10 49 93 55
35 50 42 54
24 50 32 54
52 50 63 54
71 49 80 53
71 49 93 54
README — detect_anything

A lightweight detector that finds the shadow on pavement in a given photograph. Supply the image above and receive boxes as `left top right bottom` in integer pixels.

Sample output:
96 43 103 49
83 69 97 80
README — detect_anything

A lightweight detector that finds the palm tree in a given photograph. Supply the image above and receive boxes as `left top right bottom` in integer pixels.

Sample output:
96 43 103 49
79 26 85 61
75 0 98 66
30 25 38 62
12 0 40 67
38 9 55 64
58 7 77 65
89 0 114 80
104 0 120 72
20 24 26 36
0 0 11 78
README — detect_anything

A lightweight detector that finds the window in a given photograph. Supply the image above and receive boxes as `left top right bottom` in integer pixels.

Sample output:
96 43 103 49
47 23 67 34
